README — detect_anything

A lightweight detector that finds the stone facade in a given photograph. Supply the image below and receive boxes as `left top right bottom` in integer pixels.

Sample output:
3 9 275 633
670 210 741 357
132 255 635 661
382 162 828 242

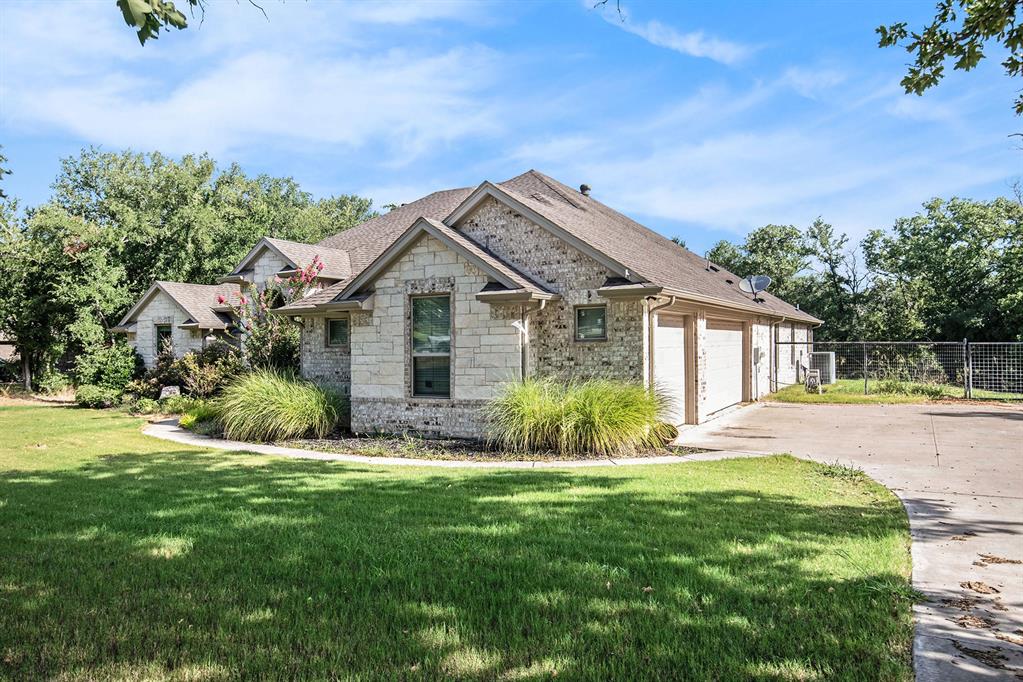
460 197 645 382
127 290 205 367
342 233 521 438
249 248 289 290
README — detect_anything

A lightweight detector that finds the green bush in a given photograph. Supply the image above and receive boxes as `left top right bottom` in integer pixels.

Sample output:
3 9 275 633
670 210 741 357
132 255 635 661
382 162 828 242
74 342 144 391
124 347 182 399
160 395 201 415
75 384 121 409
485 378 668 457
873 378 945 399
128 397 161 415
216 371 345 442
179 401 221 434
36 368 72 395
177 342 245 398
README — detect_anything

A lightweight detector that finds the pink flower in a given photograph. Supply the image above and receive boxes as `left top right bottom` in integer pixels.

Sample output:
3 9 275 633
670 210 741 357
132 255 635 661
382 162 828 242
240 296 248 305
316 261 324 271
216 295 226 304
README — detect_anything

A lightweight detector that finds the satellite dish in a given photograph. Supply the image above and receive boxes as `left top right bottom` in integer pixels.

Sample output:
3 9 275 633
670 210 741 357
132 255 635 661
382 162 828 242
739 275 772 300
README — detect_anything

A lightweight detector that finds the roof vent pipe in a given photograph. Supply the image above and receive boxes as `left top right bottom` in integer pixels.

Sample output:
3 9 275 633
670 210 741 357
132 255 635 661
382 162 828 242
579 184 591 196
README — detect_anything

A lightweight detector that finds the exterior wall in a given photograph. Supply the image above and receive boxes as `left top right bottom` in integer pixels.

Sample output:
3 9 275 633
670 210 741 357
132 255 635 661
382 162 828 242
460 197 645 382
250 248 289 290
345 233 521 438
775 322 812 387
129 291 204 368
300 316 352 398
751 321 772 398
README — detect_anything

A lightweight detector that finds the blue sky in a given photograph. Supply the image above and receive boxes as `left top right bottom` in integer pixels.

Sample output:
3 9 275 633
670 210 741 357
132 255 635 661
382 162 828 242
1 0 1018 255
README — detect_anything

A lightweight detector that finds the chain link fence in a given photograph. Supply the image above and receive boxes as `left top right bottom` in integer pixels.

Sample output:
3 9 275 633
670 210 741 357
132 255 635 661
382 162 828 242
773 340 1023 401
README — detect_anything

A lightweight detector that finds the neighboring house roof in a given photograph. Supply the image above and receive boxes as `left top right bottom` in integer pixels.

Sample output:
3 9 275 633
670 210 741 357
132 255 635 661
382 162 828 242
114 281 242 331
229 237 353 282
279 170 820 323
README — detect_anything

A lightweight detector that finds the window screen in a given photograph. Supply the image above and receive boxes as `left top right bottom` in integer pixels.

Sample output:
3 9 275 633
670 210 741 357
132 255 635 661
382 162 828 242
575 306 607 341
327 318 349 346
411 296 450 397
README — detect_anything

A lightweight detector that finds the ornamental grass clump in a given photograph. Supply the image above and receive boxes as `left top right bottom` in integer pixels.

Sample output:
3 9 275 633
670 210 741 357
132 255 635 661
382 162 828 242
486 378 669 457
217 370 345 442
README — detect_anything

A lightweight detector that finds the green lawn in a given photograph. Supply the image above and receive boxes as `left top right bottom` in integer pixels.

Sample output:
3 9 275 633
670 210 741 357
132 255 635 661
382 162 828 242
0 404 914 680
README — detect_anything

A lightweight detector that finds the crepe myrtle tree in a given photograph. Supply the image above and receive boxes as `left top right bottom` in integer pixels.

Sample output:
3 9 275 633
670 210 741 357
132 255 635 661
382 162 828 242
221 256 323 371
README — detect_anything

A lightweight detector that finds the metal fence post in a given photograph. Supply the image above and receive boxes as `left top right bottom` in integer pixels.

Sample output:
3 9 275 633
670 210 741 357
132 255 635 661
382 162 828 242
964 339 973 399
863 342 868 395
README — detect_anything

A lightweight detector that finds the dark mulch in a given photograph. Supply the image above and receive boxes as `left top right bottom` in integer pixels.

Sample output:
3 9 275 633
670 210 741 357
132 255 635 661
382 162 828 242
281 433 708 462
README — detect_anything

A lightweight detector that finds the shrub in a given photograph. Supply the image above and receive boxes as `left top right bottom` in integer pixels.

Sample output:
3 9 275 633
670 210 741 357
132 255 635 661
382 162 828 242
179 401 221 434
177 342 245 398
216 370 345 442
74 342 144 391
485 378 668 457
160 395 202 415
75 384 121 408
36 368 72 395
874 378 945 399
124 346 181 399
128 397 161 415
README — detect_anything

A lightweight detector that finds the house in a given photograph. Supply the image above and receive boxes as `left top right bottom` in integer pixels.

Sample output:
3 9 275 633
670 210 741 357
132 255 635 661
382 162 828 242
273 170 821 437
114 281 243 367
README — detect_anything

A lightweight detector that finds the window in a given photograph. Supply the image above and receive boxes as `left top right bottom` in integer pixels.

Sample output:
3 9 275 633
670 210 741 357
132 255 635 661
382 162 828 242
155 324 173 353
575 305 607 341
411 295 451 397
326 318 349 347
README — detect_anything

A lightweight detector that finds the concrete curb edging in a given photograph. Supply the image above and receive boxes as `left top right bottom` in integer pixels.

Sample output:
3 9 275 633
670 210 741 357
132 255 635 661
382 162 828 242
141 420 762 469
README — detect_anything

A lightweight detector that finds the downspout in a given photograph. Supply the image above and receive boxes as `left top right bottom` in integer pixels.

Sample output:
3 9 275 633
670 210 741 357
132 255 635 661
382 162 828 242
518 300 546 381
646 295 676 388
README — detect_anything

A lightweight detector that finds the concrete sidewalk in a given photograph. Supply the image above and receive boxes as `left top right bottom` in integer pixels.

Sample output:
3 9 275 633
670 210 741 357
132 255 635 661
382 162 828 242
679 401 1023 681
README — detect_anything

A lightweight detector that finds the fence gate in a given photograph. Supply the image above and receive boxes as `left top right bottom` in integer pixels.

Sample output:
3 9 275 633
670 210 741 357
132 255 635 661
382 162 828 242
771 340 1023 401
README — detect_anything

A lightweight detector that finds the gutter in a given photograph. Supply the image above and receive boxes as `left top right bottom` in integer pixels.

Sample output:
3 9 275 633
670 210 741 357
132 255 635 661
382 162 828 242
661 287 820 325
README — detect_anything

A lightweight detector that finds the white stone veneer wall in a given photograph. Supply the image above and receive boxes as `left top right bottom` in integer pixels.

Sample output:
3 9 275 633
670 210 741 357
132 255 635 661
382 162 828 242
129 290 205 368
345 233 521 438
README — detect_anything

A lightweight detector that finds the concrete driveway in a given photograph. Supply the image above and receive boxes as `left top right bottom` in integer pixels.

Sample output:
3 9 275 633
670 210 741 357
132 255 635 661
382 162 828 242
678 402 1023 681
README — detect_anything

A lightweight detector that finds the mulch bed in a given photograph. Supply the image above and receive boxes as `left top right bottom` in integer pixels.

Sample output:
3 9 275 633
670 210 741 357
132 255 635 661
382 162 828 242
282 433 708 462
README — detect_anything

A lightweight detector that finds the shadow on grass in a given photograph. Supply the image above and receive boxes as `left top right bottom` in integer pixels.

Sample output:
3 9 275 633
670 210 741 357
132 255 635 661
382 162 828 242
0 450 913 680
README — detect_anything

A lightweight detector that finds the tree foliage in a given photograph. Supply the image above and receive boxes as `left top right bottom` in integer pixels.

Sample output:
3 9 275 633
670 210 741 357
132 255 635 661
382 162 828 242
877 0 1023 114
707 197 1022 341
0 148 375 387
117 0 198 45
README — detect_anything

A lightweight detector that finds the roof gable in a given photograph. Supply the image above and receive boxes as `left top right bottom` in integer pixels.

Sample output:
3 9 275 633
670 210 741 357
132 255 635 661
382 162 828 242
230 237 352 281
117 281 241 330
333 217 554 302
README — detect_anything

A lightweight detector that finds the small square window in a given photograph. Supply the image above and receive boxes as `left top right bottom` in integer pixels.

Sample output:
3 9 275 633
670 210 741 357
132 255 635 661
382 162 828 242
327 318 349 346
575 306 607 341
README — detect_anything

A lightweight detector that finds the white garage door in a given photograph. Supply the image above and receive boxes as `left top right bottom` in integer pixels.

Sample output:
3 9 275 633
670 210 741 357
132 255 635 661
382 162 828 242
653 315 686 425
704 320 743 415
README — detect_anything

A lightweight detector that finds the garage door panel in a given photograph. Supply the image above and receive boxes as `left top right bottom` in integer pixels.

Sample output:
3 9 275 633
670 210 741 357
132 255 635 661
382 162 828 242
704 320 743 415
654 316 686 425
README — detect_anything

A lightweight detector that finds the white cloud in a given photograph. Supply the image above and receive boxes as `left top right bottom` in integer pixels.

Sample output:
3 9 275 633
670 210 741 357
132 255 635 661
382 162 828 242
778 66 847 98
598 7 751 65
0 1 505 161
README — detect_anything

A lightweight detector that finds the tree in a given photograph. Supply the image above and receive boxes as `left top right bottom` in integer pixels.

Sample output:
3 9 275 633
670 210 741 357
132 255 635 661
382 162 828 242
877 0 1023 114
707 224 812 302
117 0 196 45
798 219 868 340
0 146 10 200
863 197 1023 340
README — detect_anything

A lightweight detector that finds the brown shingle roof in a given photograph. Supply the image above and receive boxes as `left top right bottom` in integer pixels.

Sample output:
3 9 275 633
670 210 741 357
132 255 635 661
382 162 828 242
316 187 473 272
262 238 352 281
491 170 820 323
118 282 241 330
275 282 348 314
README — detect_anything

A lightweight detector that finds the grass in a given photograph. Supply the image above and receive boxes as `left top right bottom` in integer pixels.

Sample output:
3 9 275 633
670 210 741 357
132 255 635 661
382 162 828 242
485 378 671 456
765 378 1023 404
0 404 914 680
216 370 345 441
